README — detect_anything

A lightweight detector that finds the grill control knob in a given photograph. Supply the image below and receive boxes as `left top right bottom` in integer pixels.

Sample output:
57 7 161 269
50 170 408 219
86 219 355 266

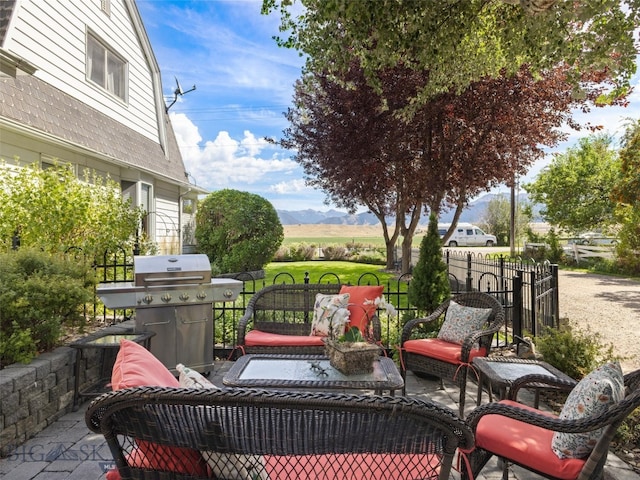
142 295 153 305
161 293 172 303
179 293 190 301
196 291 207 300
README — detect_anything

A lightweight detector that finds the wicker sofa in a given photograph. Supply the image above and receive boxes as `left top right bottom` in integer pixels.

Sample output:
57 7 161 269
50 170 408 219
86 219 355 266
235 283 383 357
86 386 474 480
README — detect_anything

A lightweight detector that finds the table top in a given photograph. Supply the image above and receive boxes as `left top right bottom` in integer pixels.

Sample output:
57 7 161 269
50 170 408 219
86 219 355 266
70 330 155 348
223 354 404 391
473 356 573 387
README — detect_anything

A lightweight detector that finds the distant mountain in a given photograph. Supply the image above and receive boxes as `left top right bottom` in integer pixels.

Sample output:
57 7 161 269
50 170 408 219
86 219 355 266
277 193 541 225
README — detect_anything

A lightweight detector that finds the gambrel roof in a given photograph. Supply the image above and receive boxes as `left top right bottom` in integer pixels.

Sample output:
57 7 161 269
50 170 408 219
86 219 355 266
1 75 189 185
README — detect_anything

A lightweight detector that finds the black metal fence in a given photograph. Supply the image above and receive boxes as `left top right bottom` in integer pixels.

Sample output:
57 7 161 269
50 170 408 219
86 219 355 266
92 250 559 358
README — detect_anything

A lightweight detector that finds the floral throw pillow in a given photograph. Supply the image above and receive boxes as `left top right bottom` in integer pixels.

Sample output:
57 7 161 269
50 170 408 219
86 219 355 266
176 363 219 389
552 362 624 459
310 293 350 338
437 300 492 345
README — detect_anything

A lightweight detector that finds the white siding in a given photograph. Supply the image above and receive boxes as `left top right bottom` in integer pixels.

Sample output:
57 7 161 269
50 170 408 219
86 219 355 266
6 0 159 142
155 187 180 255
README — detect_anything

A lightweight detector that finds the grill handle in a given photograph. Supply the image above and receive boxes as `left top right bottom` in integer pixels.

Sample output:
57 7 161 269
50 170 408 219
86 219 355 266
142 275 205 283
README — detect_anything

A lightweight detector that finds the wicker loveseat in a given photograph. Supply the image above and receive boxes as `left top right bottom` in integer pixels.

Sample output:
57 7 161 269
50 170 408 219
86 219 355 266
86 386 474 480
235 283 383 357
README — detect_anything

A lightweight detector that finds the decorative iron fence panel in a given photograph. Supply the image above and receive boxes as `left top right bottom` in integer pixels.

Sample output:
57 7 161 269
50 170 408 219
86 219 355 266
91 250 558 358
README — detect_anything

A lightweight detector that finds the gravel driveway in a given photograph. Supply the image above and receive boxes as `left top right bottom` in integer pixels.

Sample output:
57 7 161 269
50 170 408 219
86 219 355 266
557 269 640 374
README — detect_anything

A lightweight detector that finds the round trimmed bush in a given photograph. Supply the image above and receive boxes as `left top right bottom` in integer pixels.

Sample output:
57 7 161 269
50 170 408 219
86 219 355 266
195 189 283 274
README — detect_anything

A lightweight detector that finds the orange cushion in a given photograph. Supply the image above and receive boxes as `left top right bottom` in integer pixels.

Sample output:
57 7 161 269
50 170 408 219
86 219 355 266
475 400 585 480
245 329 326 347
403 338 486 364
339 285 384 333
264 453 442 479
110 340 208 477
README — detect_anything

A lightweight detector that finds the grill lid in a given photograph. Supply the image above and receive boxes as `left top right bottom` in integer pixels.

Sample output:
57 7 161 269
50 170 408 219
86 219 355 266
134 254 212 286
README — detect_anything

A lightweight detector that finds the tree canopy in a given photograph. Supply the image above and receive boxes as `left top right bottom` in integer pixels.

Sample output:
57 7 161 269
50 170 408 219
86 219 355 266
263 0 639 111
524 135 620 233
280 62 612 271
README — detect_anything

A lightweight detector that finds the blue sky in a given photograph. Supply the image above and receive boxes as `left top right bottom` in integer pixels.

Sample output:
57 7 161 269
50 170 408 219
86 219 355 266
136 0 640 212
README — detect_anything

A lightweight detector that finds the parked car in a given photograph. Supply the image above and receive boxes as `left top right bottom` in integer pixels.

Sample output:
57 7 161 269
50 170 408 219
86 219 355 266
577 231 618 245
438 223 497 247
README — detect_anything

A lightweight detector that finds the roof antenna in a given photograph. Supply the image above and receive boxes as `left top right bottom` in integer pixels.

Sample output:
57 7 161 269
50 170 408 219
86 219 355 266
166 76 196 112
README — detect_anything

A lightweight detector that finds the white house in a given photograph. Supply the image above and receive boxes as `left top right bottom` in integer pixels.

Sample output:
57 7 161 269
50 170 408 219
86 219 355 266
0 0 206 254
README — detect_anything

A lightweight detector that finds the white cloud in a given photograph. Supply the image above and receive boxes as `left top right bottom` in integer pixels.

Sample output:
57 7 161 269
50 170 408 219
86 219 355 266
170 113 297 190
269 178 309 194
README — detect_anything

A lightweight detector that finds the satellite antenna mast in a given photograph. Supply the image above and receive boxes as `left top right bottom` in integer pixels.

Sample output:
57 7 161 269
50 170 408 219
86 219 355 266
165 76 196 112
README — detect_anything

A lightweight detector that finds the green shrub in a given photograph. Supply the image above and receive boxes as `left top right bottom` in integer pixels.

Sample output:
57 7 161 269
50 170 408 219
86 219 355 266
407 213 450 315
322 245 349 260
273 243 316 261
535 322 620 380
196 189 283 273
0 249 94 367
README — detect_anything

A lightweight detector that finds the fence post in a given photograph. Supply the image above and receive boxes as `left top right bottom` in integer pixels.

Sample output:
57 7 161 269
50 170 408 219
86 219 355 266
512 272 523 340
466 253 473 292
551 263 560 328
529 268 537 337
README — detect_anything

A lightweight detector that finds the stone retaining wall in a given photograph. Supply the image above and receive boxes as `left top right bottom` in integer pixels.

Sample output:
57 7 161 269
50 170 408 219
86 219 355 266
0 324 129 456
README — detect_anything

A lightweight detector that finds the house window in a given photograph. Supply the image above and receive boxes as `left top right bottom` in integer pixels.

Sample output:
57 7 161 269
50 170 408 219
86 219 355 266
121 181 154 240
87 33 127 101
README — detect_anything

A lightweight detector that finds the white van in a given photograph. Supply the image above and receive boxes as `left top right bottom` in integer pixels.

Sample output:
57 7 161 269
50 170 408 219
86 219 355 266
438 223 497 247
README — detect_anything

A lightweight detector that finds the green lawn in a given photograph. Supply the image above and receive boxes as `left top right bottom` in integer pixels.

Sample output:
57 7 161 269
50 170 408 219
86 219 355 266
264 261 401 286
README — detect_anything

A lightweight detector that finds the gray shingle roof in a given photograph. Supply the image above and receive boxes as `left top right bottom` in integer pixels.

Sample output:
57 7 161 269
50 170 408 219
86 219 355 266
1 75 189 185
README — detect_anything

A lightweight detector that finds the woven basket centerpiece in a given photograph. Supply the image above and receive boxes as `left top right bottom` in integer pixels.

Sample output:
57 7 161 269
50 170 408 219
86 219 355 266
324 339 380 375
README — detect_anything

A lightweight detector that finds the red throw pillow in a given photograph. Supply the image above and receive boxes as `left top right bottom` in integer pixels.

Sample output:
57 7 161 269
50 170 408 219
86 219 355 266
111 339 179 390
339 285 384 333
110 339 208 477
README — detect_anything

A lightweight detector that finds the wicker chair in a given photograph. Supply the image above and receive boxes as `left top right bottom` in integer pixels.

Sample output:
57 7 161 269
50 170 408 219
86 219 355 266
463 368 640 480
235 283 382 357
86 386 474 480
400 292 505 417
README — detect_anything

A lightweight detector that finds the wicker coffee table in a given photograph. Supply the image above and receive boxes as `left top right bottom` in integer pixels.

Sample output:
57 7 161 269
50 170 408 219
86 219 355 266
473 356 575 408
223 354 404 395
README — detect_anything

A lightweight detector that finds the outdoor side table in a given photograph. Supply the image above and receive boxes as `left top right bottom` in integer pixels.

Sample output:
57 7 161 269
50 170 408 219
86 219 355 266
223 354 404 395
473 356 575 408
70 330 155 410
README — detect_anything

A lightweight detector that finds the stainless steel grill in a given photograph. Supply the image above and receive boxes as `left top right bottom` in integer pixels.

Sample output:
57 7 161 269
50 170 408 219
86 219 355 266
97 254 242 374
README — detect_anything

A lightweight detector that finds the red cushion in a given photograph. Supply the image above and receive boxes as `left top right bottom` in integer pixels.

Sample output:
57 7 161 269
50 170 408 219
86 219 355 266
105 448 209 480
245 329 326 347
110 340 208 477
339 285 384 333
403 338 486 364
111 339 180 390
475 400 585 480
264 453 442 479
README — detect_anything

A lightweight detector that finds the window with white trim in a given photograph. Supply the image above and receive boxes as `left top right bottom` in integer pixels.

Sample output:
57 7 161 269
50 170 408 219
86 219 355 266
86 33 127 101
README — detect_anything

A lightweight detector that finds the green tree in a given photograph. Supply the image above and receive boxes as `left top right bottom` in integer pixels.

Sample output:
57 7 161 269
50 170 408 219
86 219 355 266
524 135 620 234
196 189 284 274
408 213 450 316
480 195 532 247
0 160 142 256
263 0 638 113
612 120 640 273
